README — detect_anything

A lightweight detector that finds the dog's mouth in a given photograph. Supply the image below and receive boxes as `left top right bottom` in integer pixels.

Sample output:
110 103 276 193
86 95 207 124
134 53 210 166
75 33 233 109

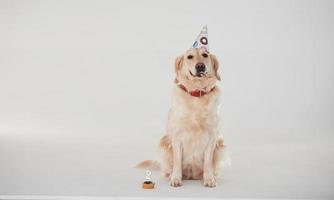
189 70 207 78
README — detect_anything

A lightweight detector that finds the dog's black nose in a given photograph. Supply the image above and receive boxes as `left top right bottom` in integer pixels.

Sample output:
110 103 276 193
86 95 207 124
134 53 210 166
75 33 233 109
195 63 206 73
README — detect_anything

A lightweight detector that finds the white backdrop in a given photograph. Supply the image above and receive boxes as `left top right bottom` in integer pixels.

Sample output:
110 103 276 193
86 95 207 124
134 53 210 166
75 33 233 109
0 0 334 199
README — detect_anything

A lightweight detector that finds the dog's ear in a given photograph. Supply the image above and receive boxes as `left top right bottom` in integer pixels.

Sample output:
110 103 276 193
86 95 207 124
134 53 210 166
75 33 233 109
210 54 221 81
174 55 184 74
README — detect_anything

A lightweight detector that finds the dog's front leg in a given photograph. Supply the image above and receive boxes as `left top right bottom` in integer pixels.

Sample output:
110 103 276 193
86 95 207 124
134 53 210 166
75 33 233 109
203 139 217 187
170 140 182 187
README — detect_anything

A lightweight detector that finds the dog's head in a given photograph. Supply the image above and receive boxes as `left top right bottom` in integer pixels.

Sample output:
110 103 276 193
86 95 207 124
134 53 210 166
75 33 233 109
174 48 221 88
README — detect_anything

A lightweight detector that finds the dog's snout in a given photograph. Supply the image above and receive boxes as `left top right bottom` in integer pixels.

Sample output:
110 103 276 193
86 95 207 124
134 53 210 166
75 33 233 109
195 63 206 73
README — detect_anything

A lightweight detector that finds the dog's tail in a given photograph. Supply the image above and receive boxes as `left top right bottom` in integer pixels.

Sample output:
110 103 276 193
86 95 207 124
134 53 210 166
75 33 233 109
135 160 160 170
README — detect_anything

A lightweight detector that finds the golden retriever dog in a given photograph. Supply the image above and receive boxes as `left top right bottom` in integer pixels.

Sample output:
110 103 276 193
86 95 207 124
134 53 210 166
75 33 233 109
137 47 226 187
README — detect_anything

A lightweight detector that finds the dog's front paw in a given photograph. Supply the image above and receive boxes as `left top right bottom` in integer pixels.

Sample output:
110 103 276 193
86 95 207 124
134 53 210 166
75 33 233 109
203 175 217 187
170 176 182 187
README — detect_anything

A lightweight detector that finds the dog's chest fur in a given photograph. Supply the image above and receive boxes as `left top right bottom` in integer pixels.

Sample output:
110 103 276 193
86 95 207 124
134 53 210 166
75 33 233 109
168 86 221 166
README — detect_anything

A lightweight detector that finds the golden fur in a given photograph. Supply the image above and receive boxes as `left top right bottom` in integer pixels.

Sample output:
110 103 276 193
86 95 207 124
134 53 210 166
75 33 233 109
137 48 225 187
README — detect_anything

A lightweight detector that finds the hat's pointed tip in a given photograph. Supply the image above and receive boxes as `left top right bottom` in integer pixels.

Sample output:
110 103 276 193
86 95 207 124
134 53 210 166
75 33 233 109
202 25 208 33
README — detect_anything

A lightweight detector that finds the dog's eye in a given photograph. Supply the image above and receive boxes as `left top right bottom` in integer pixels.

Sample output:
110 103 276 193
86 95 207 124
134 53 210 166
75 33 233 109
187 55 193 59
202 53 208 58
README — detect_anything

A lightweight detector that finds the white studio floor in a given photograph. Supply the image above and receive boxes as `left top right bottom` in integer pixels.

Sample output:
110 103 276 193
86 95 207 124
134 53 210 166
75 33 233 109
1 128 333 199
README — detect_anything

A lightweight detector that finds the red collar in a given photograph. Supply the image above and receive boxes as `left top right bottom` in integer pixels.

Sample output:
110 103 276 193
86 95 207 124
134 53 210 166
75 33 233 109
178 84 215 97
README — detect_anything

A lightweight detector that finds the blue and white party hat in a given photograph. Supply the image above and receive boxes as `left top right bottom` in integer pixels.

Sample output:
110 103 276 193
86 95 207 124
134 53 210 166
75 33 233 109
192 26 209 52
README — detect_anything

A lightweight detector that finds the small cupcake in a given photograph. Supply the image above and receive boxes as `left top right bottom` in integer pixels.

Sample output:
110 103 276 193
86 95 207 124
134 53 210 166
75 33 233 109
142 170 155 189
142 180 155 189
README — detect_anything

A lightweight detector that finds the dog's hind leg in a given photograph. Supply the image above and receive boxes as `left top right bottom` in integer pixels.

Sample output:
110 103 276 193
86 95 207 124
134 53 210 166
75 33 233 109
159 135 173 179
213 137 225 176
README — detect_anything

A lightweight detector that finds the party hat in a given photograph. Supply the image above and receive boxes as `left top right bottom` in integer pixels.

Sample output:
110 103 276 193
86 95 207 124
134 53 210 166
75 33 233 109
192 26 209 52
